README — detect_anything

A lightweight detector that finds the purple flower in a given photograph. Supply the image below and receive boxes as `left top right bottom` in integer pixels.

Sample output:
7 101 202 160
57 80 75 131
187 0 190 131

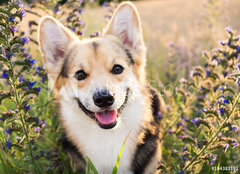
6 52 13 58
233 143 239 147
197 142 202 149
227 39 231 46
24 104 31 111
209 155 217 165
17 0 24 8
55 9 60 13
180 154 187 161
223 72 228 77
9 16 15 22
233 126 238 132
6 139 11 149
41 121 46 128
237 46 240 53
183 145 189 151
192 118 199 124
224 143 229 150
103 2 109 7
168 128 172 134
21 47 26 52
11 26 17 31
72 28 76 32
206 70 210 77
40 150 44 155
28 81 36 88
19 76 24 82
95 31 101 37
181 115 188 122
219 40 224 45
5 129 11 135
21 36 29 44
176 122 182 127
0 117 4 121
34 87 41 92
79 8 85 14
1 72 9 79
201 108 207 112
78 0 83 3
179 135 184 139
157 112 163 119
78 31 83 36
225 26 232 32
237 63 240 69
218 108 225 116
182 125 186 132
66 16 71 21
20 10 26 17
16 138 21 143
223 99 229 104
209 161 214 165
25 58 35 65
223 52 227 57
34 127 40 133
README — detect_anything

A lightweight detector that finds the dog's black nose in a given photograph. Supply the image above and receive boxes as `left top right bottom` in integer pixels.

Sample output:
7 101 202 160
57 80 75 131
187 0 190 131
93 89 115 108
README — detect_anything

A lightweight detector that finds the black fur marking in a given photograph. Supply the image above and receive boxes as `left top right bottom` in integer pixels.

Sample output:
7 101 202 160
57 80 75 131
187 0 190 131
131 122 159 174
60 47 77 78
60 57 68 78
148 86 162 122
124 48 134 65
92 42 98 53
61 133 86 169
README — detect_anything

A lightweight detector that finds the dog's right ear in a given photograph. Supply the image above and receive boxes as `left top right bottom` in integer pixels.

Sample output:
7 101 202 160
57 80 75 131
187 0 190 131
38 16 75 75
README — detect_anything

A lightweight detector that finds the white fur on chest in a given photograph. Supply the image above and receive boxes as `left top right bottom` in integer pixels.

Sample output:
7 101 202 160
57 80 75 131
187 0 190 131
60 95 145 174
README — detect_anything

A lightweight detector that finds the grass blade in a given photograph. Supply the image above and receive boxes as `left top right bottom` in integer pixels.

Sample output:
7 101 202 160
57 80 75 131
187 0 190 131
112 130 132 174
85 156 98 174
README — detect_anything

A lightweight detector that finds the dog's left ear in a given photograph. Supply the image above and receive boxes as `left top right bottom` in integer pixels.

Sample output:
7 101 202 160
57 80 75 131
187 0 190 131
104 2 145 52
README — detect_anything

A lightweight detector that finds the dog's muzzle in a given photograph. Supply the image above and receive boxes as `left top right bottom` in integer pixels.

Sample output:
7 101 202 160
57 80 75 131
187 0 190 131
75 88 130 129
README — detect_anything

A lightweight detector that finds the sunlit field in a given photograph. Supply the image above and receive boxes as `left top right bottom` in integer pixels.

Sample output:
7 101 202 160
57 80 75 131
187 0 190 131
0 0 240 173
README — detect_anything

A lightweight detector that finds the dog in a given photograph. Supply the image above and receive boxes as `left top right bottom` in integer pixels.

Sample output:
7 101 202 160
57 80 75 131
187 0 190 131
38 2 165 174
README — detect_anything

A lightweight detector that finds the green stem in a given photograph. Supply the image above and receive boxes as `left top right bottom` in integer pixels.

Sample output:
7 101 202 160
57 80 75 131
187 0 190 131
183 92 240 171
7 50 36 166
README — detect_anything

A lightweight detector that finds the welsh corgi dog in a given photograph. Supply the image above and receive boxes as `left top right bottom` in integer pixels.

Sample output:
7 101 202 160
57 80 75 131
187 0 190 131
38 2 165 174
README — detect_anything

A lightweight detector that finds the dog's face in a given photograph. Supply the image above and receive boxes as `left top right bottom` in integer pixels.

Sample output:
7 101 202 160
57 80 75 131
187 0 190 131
38 2 146 129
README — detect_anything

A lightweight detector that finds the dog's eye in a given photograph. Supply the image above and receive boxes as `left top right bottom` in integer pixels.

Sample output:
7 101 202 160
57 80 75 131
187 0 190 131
74 70 88 81
111 64 124 74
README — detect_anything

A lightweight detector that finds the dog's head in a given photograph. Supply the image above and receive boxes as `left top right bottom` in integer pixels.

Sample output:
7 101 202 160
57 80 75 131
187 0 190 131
38 2 147 129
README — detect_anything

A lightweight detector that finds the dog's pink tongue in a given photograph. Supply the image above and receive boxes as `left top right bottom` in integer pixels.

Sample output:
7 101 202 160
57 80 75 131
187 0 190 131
95 110 117 125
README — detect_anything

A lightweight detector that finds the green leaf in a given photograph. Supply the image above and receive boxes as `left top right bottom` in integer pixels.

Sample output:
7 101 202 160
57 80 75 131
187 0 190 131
85 156 98 174
0 56 8 62
0 151 9 174
112 130 131 174
0 7 10 16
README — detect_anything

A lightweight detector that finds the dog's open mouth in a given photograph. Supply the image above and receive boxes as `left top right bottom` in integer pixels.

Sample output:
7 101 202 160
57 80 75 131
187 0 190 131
75 88 129 129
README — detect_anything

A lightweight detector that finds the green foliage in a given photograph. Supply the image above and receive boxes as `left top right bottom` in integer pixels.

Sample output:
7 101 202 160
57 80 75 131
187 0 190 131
159 28 240 173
